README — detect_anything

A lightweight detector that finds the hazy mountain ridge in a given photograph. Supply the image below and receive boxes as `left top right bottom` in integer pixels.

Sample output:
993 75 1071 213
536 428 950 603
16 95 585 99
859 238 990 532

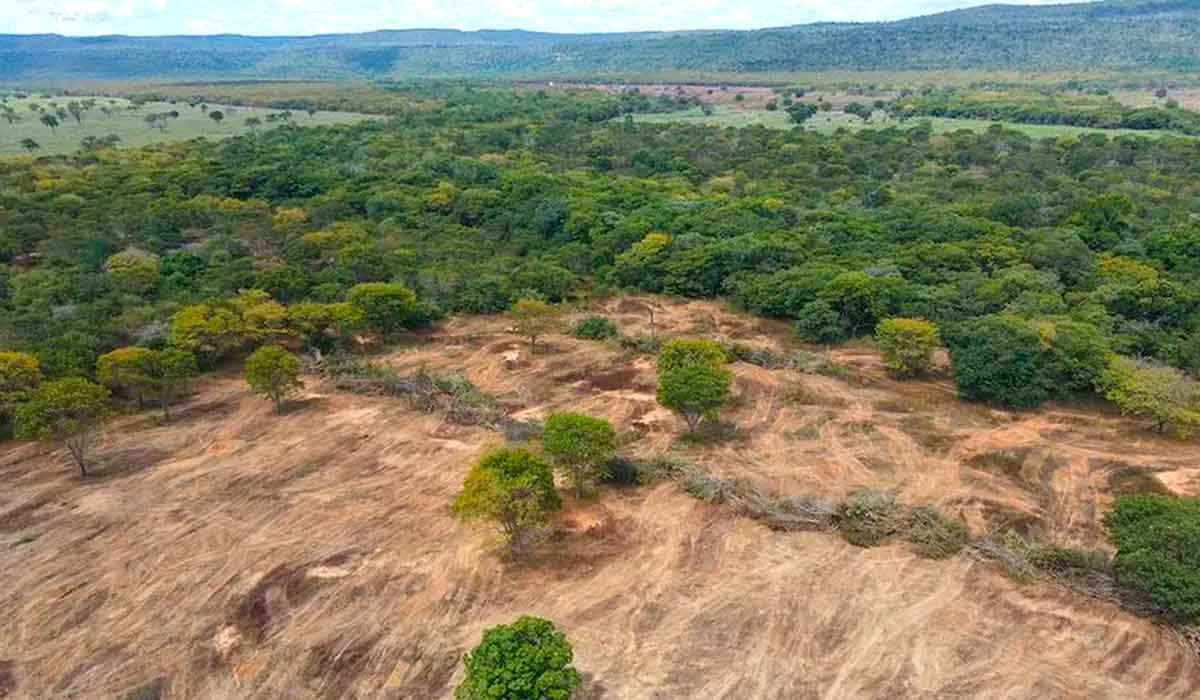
1 0 1198 80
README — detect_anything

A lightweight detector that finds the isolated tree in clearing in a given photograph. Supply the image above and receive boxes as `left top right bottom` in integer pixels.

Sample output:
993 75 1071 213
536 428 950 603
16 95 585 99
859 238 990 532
656 338 726 374
658 363 732 433
542 412 617 497
14 378 110 476
510 298 562 353
244 345 302 413
455 616 581 700
453 446 561 556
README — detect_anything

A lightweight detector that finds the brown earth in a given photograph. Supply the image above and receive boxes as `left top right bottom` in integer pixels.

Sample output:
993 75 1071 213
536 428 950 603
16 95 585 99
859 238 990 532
1 296 1198 698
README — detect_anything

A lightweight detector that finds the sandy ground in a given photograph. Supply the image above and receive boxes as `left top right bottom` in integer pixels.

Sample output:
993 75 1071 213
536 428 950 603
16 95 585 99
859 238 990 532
1 296 1198 699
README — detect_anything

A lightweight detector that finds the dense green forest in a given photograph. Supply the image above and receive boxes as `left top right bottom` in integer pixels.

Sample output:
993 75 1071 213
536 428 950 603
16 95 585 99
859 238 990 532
3 1 1200 81
891 89 1200 134
2 82 1200 423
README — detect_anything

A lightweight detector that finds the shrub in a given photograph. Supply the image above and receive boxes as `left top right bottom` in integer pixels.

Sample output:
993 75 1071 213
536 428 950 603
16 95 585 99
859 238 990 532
14 378 110 475
97 346 156 405
244 345 302 413
1097 355 1200 435
657 338 726 375
455 616 580 700
572 315 618 340
347 282 426 334
1043 319 1110 393
1106 494 1200 622
657 363 732 433
875 318 940 378
542 412 617 497
104 248 160 296
795 300 842 343
510 298 563 353
453 447 562 555
944 314 1053 408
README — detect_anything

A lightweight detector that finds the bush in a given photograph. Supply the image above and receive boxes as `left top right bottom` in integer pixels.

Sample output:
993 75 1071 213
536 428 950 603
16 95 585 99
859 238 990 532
795 300 842 343
453 447 562 555
656 338 726 375
1106 494 1200 622
244 345 302 413
657 363 732 433
944 314 1052 408
542 412 616 497
571 315 618 340
455 616 580 700
347 282 427 334
1097 355 1200 435
875 318 940 377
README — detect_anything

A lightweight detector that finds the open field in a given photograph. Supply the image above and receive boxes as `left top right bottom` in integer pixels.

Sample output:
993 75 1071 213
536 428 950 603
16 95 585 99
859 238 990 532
628 104 1183 139
2 296 1197 698
0 95 374 157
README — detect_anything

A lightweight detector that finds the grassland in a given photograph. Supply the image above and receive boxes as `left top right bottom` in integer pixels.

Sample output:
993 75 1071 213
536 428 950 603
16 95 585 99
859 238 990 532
0 95 374 157
629 104 1182 139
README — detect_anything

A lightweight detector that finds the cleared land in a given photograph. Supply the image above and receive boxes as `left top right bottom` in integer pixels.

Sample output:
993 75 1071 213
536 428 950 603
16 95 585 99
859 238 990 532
0 96 373 157
629 103 1182 139
2 297 1198 698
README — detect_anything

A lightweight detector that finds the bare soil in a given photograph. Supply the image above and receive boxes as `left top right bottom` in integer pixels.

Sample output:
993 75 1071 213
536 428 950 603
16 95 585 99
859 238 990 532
1 296 1197 698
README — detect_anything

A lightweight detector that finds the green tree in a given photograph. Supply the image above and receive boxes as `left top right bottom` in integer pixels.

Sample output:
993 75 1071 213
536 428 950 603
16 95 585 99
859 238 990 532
14 378 110 476
944 314 1053 408
453 446 562 555
510 298 562 353
0 351 42 436
657 363 732 433
1042 320 1110 394
1097 355 1200 435
656 338 726 375
455 616 581 700
97 346 156 405
1106 494 1200 623
208 110 225 125
287 301 365 351
795 300 842 343
347 282 425 334
786 102 818 125
875 318 940 378
572 315 618 340
542 412 617 497
138 349 198 419
19 138 39 154
244 345 302 413
104 248 161 297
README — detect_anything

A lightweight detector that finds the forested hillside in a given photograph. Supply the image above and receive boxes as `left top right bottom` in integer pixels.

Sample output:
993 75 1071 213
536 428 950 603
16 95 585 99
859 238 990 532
2 0 1200 81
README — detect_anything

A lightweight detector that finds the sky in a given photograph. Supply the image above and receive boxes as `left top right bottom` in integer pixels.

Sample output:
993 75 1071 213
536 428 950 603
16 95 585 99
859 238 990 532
0 0 1091 36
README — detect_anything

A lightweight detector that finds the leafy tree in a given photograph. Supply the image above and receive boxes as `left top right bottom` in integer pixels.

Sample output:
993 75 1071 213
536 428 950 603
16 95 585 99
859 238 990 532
347 282 425 334
658 363 732 433
542 412 616 497
453 446 562 555
875 318 940 377
97 346 156 405
19 138 39 154
786 102 818 125
1097 355 1200 435
208 110 225 125
795 300 842 343
138 349 198 419
657 338 726 375
1042 320 1111 393
0 351 42 436
244 345 302 413
510 298 562 353
14 378 110 476
287 301 365 351
104 248 161 297
944 314 1053 408
455 616 581 700
1106 494 1200 623
844 102 873 122
39 113 58 132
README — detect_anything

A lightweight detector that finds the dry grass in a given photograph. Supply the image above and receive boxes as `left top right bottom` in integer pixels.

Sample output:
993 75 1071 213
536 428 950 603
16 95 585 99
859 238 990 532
2 296 1200 698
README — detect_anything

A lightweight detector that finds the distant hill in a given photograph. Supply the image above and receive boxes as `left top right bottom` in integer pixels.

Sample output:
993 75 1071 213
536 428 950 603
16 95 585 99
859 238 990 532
2 0 1199 81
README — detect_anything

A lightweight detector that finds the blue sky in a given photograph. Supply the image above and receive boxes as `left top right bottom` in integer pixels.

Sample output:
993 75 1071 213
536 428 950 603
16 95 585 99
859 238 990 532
1 0 1089 36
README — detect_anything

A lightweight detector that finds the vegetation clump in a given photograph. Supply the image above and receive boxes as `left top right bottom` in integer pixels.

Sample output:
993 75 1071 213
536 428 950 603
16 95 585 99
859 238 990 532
1106 494 1200 623
571 315 619 340
455 616 580 700
510 298 563 353
244 345 303 413
875 318 940 378
542 412 617 497
14 378 110 475
453 447 562 556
